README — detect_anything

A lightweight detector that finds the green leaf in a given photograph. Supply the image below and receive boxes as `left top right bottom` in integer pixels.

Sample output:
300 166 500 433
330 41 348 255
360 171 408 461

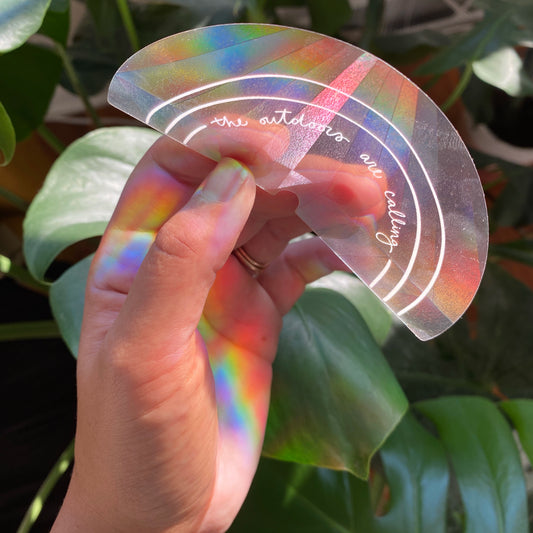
307 0 352 36
68 0 235 96
462 73 496 125
415 11 515 76
39 0 70 46
63 0 127 95
381 258 533 404
490 240 533 267
417 396 528 533
477 0 533 23
230 458 358 532
473 46 533 97
382 321 486 403
50 0 68 8
23 127 160 281
240 0 271 22
0 101 16 166
390 262 533 403
133 2 235 45
310 271 392 345
233 412 449 532
446 264 533 397
351 412 449 532
49 254 93 357
263 288 408 478
0 0 51 53
377 413 449 532
500 399 533 465
376 30 450 58
359 0 384 51
0 43 62 141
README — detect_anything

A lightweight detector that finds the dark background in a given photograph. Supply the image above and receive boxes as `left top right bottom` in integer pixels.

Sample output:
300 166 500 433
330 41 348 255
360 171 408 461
1 277 76 532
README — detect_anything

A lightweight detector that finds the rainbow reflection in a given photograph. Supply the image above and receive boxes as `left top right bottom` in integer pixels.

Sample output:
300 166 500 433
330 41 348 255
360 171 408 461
199 318 270 456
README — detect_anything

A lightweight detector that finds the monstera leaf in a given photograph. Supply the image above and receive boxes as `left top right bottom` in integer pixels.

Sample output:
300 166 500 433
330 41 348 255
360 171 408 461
0 0 51 53
23 127 160 280
232 398 532 532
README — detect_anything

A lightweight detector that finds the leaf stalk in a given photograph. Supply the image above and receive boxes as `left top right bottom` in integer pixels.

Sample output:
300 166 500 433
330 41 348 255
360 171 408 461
53 43 102 129
16 440 74 533
0 254 49 293
116 0 140 52
37 124 65 154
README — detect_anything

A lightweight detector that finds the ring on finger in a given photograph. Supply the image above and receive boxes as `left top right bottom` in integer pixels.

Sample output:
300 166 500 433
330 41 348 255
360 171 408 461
233 246 269 277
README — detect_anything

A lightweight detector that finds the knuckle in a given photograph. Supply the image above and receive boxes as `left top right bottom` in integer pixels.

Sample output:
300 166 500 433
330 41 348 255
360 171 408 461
152 222 203 262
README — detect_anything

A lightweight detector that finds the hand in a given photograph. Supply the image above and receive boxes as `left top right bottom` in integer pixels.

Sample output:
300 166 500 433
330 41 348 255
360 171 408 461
51 135 349 533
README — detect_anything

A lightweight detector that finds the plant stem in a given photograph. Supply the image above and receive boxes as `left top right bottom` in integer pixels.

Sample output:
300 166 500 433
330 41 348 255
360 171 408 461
0 320 60 341
0 255 49 293
54 43 102 129
16 439 74 533
0 186 28 212
360 0 384 51
37 124 65 154
116 0 140 52
441 62 473 112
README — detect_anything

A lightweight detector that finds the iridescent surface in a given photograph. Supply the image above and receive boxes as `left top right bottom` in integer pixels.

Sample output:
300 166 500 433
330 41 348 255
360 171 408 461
108 23 488 340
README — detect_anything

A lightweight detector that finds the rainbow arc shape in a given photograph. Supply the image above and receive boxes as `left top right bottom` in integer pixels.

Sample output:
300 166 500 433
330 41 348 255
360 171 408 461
108 24 489 340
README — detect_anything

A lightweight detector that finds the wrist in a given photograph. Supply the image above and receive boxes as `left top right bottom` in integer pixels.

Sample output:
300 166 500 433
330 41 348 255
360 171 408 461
51 474 114 533
52 470 201 533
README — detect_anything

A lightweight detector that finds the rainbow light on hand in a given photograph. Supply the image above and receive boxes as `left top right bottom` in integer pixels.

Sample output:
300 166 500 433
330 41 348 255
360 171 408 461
199 317 270 457
91 156 272 461
92 166 186 290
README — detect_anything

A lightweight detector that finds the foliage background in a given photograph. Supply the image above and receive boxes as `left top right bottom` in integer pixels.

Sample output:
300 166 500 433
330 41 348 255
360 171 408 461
1 1 533 532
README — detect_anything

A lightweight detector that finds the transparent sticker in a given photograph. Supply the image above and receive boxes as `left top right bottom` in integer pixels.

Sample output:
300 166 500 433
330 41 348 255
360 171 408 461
108 23 488 340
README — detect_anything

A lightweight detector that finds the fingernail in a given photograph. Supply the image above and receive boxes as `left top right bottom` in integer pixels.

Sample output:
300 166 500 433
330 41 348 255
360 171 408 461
193 158 252 203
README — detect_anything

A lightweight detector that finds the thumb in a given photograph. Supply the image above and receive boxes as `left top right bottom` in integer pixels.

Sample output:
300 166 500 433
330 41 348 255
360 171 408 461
107 157 256 359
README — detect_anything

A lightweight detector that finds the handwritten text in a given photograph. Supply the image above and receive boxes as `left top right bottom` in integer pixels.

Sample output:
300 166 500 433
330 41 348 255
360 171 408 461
360 153 383 179
375 190 406 254
210 116 248 128
259 109 349 143
209 110 350 143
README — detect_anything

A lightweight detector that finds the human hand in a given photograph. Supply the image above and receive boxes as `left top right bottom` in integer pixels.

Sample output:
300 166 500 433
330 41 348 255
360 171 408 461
52 133 383 533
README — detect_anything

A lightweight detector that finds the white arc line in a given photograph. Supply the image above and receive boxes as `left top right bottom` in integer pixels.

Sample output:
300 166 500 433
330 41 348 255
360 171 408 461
369 259 391 288
183 124 206 145
143 73 445 314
